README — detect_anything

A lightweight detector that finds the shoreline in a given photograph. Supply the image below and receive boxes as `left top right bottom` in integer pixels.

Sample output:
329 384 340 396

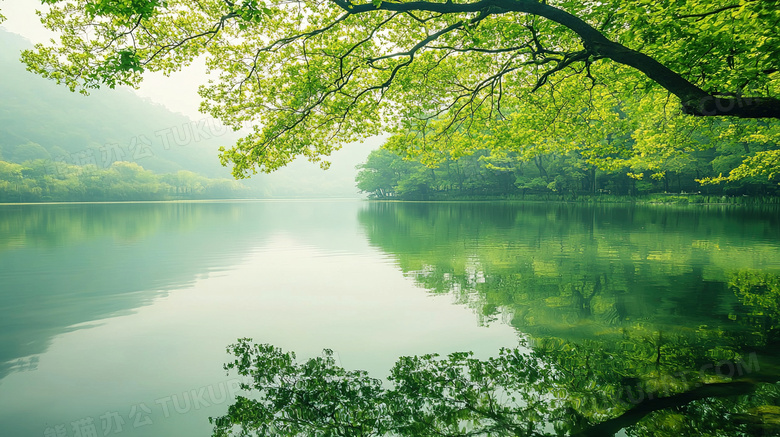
363 193 780 206
1 194 778 206
0 197 365 206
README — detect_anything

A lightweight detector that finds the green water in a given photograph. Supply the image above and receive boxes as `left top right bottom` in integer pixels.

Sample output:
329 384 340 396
0 201 778 436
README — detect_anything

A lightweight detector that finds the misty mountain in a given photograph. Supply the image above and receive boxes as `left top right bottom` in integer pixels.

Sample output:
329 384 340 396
0 28 378 198
0 29 236 178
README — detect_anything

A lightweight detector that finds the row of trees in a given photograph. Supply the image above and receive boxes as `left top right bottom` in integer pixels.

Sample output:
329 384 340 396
357 95 780 200
355 145 780 200
0 159 247 202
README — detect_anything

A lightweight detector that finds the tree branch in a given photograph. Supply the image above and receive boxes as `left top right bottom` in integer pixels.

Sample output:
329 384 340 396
676 3 745 20
331 0 780 119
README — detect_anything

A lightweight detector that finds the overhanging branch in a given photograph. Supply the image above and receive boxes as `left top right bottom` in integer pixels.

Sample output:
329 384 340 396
331 0 780 119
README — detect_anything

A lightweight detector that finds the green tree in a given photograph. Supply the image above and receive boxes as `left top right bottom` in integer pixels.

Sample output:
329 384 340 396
356 131 780 199
383 82 779 193
0 159 247 202
355 148 412 197
8 0 779 177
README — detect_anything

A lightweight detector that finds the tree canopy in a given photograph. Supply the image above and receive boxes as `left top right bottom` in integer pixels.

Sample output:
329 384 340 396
355 144 780 200
0 159 248 202
5 0 779 177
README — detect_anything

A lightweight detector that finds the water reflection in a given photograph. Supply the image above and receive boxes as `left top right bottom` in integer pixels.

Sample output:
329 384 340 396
0 200 520 437
213 337 777 437
2 201 778 436
354 202 780 435
0 203 261 380
0 201 379 381
358 202 780 335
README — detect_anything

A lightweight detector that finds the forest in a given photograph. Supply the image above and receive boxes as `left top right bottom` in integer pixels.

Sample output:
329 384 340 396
356 85 780 202
0 159 246 202
355 141 780 201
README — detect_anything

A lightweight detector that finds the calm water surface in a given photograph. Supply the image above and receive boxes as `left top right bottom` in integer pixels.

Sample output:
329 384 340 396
0 201 778 436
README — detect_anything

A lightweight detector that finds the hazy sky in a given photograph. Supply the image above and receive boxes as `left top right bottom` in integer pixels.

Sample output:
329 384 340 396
1 0 211 120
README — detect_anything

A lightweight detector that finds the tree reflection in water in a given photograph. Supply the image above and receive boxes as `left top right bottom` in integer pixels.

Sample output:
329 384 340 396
214 203 780 436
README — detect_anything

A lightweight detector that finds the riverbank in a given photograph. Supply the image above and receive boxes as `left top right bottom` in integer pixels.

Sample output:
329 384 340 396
368 193 780 205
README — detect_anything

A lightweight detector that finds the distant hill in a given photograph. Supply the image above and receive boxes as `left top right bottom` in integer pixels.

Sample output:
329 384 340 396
0 28 378 198
0 29 236 178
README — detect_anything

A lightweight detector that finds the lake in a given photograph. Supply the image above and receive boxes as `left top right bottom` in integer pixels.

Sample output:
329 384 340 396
1 200 778 436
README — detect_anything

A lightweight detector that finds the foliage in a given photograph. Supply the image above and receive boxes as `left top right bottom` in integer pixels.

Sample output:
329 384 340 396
379 76 780 193
355 138 780 200
701 150 780 185
9 0 780 178
0 159 246 202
